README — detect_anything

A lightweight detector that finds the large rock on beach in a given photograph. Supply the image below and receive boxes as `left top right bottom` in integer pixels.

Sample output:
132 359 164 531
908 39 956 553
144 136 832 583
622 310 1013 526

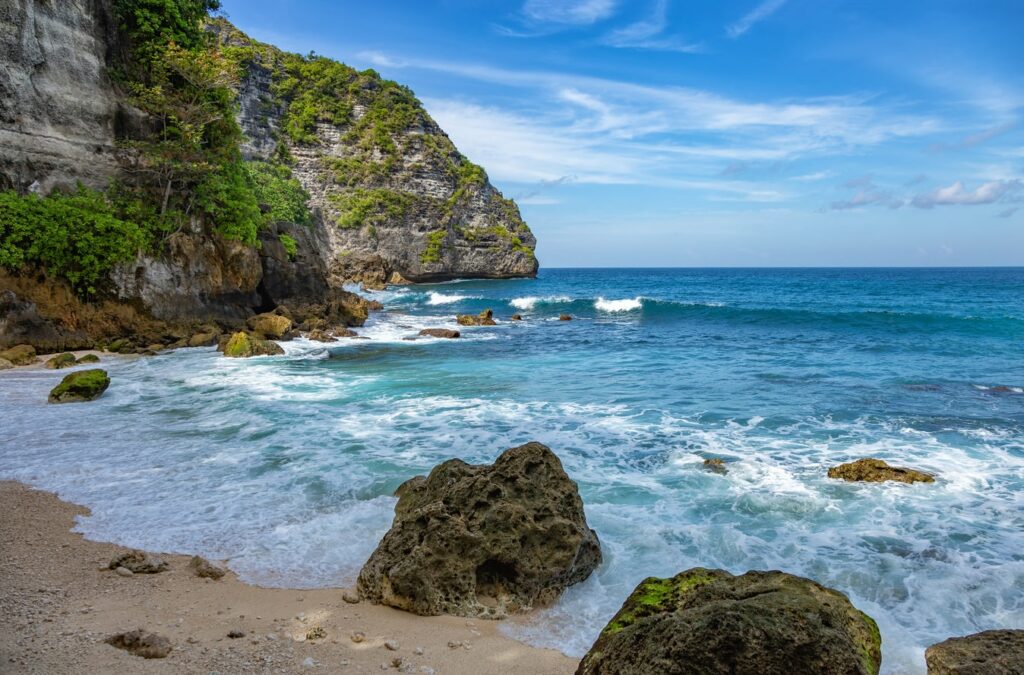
222 332 285 358
828 458 935 484
47 369 109 403
357 441 601 618
925 629 1024 674
577 568 882 675
0 344 37 366
456 309 496 326
44 352 76 369
105 630 172 659
109 550 169 574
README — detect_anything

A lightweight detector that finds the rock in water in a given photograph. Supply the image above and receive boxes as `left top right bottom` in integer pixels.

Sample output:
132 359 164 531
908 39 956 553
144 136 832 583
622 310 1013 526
703 458 728 475
925 630 1024 674
188 555 226 580
559 314 573 321
44 352 76 369
105 630 172 659
108 551 169 574
0 358 13 370
47 369 109 403
577 568 882 675
357 442 601 618
307 329 337 343
510 314 523 321
76 354 100 364
828 458 935 484
0 344 37 365
222 332 285 358
456 310 497 326
247 312 293 339
418 328 460 339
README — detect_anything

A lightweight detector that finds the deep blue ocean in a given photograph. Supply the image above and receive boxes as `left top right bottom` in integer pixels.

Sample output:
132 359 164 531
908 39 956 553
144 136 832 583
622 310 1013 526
2 267 1023 673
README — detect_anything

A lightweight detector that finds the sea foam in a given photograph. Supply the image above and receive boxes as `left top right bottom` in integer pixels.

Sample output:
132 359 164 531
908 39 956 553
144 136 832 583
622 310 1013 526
595 296 643 312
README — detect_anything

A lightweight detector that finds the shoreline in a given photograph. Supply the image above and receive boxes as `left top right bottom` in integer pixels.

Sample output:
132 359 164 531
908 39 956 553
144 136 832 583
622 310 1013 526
0 480 576 674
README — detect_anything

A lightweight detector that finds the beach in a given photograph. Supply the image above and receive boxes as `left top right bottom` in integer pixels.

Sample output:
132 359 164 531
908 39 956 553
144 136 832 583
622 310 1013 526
0 481 575 674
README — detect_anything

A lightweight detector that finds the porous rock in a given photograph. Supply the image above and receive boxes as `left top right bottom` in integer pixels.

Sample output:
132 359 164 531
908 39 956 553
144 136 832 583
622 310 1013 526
828 458 935 484
188 555 226 580
108 550 169 574
222 331 285 358
925 629 1024 674
357 442 601 618
456 310 496 327
105 630 173 659
577 568 882 675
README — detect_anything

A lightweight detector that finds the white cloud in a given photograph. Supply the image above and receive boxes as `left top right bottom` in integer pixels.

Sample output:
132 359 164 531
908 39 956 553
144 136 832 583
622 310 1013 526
727 0 787 39
912 179 1022 208
600 0 702 53
792 171 832 181
522 0 617 26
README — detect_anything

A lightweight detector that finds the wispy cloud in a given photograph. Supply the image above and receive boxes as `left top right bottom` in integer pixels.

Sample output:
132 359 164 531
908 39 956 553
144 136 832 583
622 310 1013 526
831 178 903 210
912 179 1022 208
727 0 787 39
600 0 702 53
522 0 618 26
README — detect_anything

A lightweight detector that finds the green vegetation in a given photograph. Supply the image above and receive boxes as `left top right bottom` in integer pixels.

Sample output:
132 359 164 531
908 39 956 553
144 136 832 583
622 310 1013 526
420 229 447 264
244 162 311 224
47 368 111 404
113 0 221 72
278 233 298 260
0 187 152 295
328 189 411 229
602 572 717 636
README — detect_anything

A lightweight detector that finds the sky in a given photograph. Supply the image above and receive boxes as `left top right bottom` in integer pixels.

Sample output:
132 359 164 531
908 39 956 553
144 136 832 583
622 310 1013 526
220 0 1024 267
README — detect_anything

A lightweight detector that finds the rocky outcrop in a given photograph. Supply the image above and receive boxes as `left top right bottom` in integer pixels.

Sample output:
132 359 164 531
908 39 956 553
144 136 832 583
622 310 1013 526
457 309 497 326
418 328 460 339
577 568 882 675
828 458 935 484
222 331 284 358
0 343 36 365
48 369 109 403
925 630 1024 674
246 312 292 339
357 442 601 619
44 352 76 369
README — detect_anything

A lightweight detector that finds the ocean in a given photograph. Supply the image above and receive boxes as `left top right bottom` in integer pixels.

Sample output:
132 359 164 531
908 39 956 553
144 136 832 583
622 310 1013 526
2 267 1023 673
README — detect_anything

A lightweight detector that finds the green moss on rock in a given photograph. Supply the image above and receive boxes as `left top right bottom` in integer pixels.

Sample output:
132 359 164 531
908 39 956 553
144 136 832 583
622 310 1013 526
45 353 77 369
76 354 101 364
48 369 110 404
222 331 284 358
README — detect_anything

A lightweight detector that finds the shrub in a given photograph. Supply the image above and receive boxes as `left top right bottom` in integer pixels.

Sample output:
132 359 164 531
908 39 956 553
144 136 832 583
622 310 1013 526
244 161 311 224
328 189 411 229
278 233 298 260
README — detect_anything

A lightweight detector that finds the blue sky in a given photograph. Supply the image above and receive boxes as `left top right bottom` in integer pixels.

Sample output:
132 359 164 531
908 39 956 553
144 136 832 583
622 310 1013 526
220 0 1024 266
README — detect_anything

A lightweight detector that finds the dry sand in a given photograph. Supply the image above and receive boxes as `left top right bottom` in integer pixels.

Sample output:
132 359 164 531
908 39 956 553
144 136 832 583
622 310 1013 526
0 481 577 674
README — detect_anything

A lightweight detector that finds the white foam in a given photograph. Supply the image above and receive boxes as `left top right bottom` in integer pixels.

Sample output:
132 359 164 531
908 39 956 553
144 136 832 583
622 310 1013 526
426 292 476 305
510 295 572 310
595 296 643 312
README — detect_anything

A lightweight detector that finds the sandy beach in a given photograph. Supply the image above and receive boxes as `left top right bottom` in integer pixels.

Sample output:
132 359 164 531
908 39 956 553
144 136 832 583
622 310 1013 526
0 481 576 674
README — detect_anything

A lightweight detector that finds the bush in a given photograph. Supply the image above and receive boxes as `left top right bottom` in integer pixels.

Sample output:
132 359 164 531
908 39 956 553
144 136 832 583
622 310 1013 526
278 233 297 260
328 188 411 229
244 162 311 224
0 187 148 295
194 161 264 246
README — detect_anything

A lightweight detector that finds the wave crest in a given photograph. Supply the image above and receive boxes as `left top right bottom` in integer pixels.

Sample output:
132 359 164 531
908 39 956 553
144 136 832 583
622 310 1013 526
510 296 573 310
595 297 643 312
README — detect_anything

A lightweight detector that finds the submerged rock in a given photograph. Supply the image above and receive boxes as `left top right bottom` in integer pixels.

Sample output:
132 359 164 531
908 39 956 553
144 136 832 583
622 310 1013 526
44 352 76 369
418 328 460 339
307 329 337 343
703 458 728 475
577 568 881 675
188 555 226 580
828 458 934 484
358 441 601 618
559 314 573 321
247 312 293 339
456 309 497 326
0 344 37 366
222 332 285 358
925 629 1024 674
48 369 109 403
105 630 172 659
109 550 168 574
510 313 523 321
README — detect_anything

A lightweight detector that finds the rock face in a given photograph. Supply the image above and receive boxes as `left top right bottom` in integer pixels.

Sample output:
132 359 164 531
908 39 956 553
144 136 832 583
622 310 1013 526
828 458 935 484
925 630 1024 674
578 568 882 675
47 369 109 403
357 442 602 619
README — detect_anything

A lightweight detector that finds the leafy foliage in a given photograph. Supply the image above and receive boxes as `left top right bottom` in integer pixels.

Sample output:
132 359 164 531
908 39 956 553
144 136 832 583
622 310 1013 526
0 187 151 295
244 162 311 224
328 189 411 229
113 0 221 73
278 233 298 260
192 161 264 245
420 230 447 264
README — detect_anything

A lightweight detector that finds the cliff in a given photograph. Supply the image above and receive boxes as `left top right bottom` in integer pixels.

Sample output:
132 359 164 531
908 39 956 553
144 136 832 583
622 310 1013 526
0 1 536 348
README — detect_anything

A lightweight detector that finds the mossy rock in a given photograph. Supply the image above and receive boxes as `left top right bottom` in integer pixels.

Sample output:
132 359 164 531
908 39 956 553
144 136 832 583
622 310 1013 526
187 331 219 348
222 332 285 358
76 354 101 364
105 338 132 354
0 357 14 370
48 369 110 404
828 458 934 484
456 309 496 326
577 568 881 675
0 344 37 366
45 352 77 369
246 312 293 339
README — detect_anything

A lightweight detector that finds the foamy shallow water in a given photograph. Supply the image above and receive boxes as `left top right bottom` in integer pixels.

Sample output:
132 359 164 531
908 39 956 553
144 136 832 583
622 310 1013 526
2 268 1023 674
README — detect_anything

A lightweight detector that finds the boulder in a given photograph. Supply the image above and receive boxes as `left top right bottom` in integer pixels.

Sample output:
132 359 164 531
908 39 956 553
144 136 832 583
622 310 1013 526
307 329 337 343
246 312 293 339
703 458 728 475
559 314 573 321
456 309 497 326
828 458 934 484
511 313 523 321
0 358 13 370
925 629 1024 674
188 331 219 347
105 338 132 354
333 327 360 338
105 630 172 659
108 550 168 574
188 555 226 580
418 328 460 339
0 344 37 366
44 352 77 369
357 441 602 619
48 369 110 403
577 568 881 675
76 354 100 364
222 332 285 358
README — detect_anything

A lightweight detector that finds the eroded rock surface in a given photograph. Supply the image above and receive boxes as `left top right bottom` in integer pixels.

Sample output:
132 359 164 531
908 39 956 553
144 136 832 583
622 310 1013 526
48 369 109 403
925 629 1024 674
105 630 172 659
828 458 935 484
358 442 601 618
456 310 496 327
577 568 882 675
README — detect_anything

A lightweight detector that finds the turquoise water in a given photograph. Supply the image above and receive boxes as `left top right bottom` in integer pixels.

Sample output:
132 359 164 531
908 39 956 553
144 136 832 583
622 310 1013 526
2 267 1023 673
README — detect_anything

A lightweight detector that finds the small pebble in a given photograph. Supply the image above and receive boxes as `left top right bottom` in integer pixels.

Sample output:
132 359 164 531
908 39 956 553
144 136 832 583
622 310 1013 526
351 631 366 643
114 567 133 577
228 630 245 639
391 657 404 668
342 590 360 604
303 656 316 668
385 639 400 651
414 646 425 655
